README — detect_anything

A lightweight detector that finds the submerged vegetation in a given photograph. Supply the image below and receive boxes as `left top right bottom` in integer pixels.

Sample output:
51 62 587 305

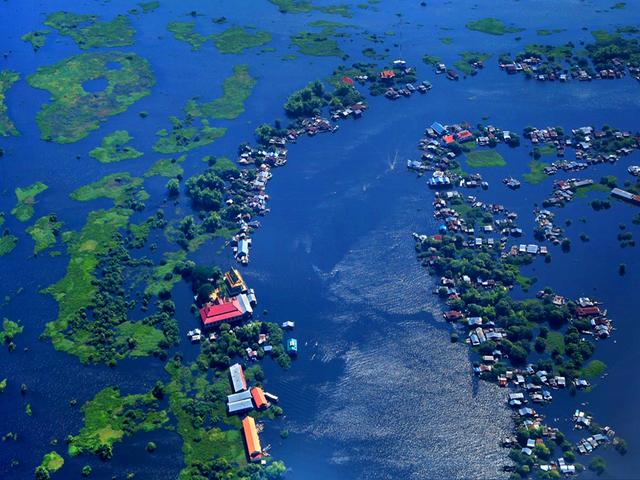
44 12 135 49
12 182 48 222
144 155 186 178
268 0 353 17
291 23 347 56
154 118 226 154
168 22 271 53
89 130 143 163
28 52 155 143
464 150 506 168
0 232 18 257
21 30 49 51
0 70 20 136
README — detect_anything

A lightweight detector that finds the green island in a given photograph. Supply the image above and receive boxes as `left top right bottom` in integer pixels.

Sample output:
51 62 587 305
0 232 18 256
581 359 607 378
69 173 147 206
213 26 272 54
144 250 187 296
68 386 169 458
0 70 20 137
36 451 64 478
291 23 347 56
89 130 143 163
154 117 226 154
536 28 565 36
453 51 491 75
0 318 23 344
21 30 49 51
139 1 160 13
167 21 209 50
466 18 524 36
268 0 353 17
168 23 271 53
144 155 186 178
27 214 64 254
28 51 155 143
185 65 256 120
12 182 48 222
44 12 135 49
464 150 506 168
523 160 550 185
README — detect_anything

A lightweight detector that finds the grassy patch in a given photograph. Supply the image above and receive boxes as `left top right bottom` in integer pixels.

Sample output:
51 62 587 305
581 359 607 378
546 331 565 354
212 26 272 54
28 52 155 143
21 30 49 51
453 51 490 75
269 0 352 17
68 386 168 457
154 118 226 154
465 150 506 168
440 37 453 45
12 182 48 222
536 28 565 36
70 173 145 207
167 21 209 50
0 233 18 256
422 54 441 65
573 183 610 199
144 250 186 296
291 28 344 56
0 318 23 343
27 214 63 254
40 451 64 473
466 18 524 36
0 70 20 137
185 65 256 120
139 1 160 13
42 208 132 361
145 155 186 178
523 160 549 185
89 130 143 163
44 12 135 49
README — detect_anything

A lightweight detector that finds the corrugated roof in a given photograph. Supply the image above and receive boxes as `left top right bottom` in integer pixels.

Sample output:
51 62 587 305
242 416 262 461
251 387 268 409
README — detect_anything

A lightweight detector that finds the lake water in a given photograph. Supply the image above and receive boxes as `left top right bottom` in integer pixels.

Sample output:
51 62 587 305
1 0 639 479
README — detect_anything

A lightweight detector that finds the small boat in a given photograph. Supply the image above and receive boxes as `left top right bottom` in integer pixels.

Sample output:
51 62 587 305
287 338 298 355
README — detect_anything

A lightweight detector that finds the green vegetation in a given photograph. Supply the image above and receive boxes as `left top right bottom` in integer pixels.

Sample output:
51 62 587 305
0 233 18 256
440 37 453 45
0 378 6 393
43 451 64 471
589 456 606 475
89 130 143 163
139 1 160 13
453 51 490 75
185 65 256 120
167 21 209 50
291 25 345 56
154 118 226 154
0 70 20 136
464 150 506 168
466 18 524 36
212 26 272 54
12 182 48 222
546 331 565 355
168 23 271 53
28 51 155 143
68 386 168 458
422 54 441 66
0 318 23 344
21 30 49 51
27 214 64 254
144 155 186 178
269 0 352 17
70 173 146 207
282 79 362 119
144 251 187 296
536 28 565 36
611 2 626 9
523 160 549 185
44 12 135 49
581 359 607 378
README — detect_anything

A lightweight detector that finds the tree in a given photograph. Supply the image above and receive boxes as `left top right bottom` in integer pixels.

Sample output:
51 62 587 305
146 441 157 453
166 178 179 197
589 456 606 475
35 466 51 480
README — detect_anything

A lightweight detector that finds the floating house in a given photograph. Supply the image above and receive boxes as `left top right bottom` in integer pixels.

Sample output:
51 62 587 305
287 338 298 355
242 416 262 463
229 363 247 393
228 398 254 414
611 187 640 205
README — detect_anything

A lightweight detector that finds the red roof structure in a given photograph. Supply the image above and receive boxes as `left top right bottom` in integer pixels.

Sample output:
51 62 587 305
342 76 354 85
379 70 396 79
251 387 268 409
199 298 247 328
576 306 601 317
443 134 455 144
457 130 473 142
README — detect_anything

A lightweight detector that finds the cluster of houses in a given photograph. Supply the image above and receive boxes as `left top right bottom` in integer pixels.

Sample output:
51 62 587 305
575 428 616 456
542 178 594 207
228 363 280 463
383 79 432 99
533 208 565 245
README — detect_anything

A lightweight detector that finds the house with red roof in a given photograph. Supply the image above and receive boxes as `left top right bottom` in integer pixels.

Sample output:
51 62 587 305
443 134 455 145
199 294 253 329
379 70 396 80
456 130 474 143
